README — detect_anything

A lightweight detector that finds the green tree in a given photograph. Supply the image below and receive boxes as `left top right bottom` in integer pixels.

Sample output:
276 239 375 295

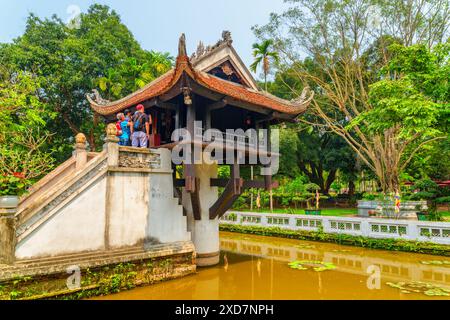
0 71 55 186
254 0 449 194
269 60 358 195
0 4 172 160
250 39 279 91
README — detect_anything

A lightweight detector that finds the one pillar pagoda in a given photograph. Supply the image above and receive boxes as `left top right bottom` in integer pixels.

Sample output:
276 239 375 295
88 32 313 266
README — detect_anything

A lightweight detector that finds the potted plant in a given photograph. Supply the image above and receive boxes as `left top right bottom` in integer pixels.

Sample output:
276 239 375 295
415 204 428 221
0 172 30 208
305 185 322 215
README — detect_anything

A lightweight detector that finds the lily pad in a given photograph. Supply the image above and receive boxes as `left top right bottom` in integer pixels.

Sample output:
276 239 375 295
288 260 336 272
386 281 450 297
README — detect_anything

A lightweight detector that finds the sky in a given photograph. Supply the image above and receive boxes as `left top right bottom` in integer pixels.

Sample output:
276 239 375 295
0 0 289 76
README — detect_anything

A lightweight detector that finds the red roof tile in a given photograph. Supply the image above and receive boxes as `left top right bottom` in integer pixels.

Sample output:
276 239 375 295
88 55 312 116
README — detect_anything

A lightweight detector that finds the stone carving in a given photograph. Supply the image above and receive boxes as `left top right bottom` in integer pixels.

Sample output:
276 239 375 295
191 31 233 61
17 159 108 237
105 123 119 143
291 86 315 105
178 33 187 57
106 123 117 137
118 152 161 169
196 41 205 57
75 133 87 150
75 133 86 144
222 30 232 44
221 62 234 76
183 87 192 105
90 89 110 105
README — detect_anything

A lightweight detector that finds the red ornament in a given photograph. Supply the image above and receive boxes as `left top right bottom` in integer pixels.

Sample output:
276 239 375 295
13 172 25 179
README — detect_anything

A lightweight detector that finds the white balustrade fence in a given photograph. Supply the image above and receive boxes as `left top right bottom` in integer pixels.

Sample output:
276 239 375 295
220 211 450 245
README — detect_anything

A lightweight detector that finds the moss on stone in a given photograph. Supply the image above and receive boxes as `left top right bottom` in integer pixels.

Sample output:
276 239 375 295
0 253 195 300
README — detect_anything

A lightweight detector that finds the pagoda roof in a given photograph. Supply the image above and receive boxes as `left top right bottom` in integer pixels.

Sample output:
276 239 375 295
87 34 313 118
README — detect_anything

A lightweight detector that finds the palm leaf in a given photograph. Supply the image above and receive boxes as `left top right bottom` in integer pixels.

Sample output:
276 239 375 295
250 56 263 72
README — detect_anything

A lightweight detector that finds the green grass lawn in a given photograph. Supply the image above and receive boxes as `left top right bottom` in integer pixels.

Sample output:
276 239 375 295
236 207 358 217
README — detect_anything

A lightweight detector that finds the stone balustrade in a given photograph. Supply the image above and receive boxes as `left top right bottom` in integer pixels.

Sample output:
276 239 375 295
220 211 450 245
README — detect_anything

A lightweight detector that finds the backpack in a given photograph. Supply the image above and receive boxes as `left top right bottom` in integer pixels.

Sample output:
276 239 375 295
133 113 145 131
116 121 123 136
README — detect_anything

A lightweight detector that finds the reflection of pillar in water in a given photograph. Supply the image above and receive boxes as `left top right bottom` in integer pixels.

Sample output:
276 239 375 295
257 259 261 277
193 265 220 299
270 258 274 299
318 272 323 295
251 255 254 299
224 254 228 272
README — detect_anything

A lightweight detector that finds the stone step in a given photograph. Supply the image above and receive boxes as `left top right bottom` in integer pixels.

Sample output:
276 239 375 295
0 241 194 282
0 247 143 272
13 245 144 267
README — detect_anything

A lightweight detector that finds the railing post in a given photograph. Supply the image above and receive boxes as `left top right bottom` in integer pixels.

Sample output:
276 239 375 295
104 123 119 167
361 219 370 238
74 133 88 171
0 199 17 265
322 216 332 233
408 221 419 240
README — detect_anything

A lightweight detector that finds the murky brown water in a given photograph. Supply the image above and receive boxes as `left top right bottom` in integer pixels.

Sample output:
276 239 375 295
96 231 450 300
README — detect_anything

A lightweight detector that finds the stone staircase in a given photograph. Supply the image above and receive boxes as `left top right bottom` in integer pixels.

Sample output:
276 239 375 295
0 241 195 281
16 151 105 230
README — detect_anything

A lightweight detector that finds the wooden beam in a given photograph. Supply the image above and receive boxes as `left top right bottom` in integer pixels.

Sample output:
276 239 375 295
142 97 159 108
209 163 243 219
160 79 183 102
209 98 228 111
187 77 225 101
156 100 177 111
255 112 275 124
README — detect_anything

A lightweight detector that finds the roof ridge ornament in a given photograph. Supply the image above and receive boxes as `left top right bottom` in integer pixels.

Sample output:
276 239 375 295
178 33 187 57
221 30 232 44
191 31 233 61
291 86 314 105
88 89 110 106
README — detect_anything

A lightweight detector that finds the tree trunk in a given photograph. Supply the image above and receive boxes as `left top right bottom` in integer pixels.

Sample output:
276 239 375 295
324 169 337 195
89 112 99 151
264 73 267 91
348 180 355 197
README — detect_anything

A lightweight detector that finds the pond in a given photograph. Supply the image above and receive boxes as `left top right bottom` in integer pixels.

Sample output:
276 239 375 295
95 231 450 300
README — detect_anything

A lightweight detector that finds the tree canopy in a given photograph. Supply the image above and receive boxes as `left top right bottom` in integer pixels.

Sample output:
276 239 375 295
253 0 449 194
0 4 172 161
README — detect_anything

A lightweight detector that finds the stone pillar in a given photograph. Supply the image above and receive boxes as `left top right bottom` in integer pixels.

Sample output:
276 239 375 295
74 133 88 171
183 153 220 267
0 198 17 265
104 123 119 167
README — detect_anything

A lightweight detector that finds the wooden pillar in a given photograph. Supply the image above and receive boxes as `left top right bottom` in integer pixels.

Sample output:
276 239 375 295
175 105 180 130
185 91 196 192
263 122 273 212
205 108 211 131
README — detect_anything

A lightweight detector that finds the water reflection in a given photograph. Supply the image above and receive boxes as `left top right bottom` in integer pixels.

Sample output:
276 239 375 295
96 231 450 300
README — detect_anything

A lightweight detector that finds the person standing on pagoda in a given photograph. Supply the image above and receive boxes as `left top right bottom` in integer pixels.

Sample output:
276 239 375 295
116 112 131 146
130 104 151 148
